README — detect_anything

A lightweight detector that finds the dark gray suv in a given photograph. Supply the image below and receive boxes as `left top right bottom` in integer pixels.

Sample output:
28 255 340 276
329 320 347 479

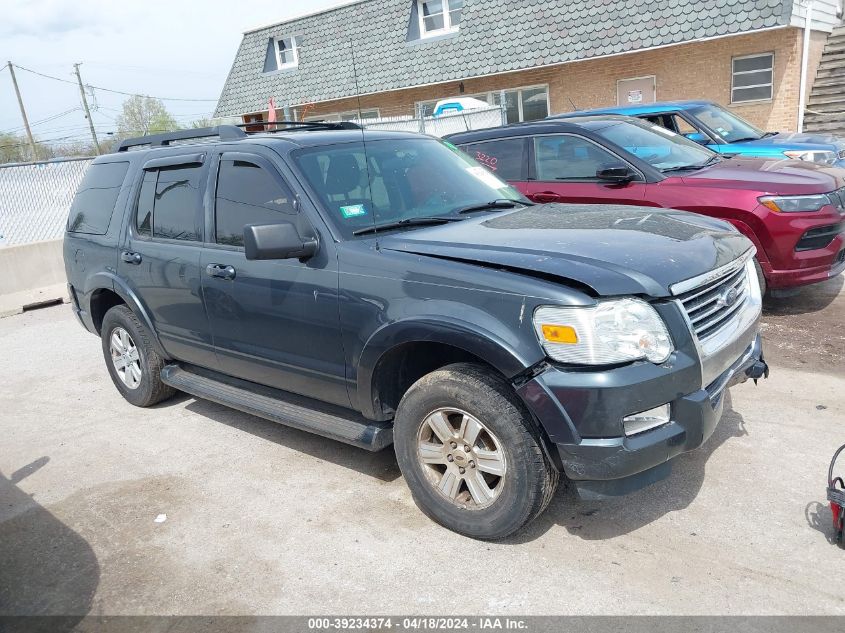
63 123 768 539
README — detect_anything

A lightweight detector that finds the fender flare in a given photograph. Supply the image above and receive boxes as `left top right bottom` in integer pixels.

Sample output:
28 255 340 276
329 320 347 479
89 272 169 359
725 218 769 266
356 317 537 419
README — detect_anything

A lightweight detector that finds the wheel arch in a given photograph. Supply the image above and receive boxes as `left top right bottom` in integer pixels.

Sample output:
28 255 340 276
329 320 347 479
357 318 537 421
88 273 168 359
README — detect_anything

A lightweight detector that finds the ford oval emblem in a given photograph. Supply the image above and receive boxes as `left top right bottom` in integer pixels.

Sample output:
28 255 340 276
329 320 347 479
717 286 739 308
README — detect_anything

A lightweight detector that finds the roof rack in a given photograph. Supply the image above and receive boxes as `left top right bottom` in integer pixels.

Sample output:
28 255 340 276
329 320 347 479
236 120 362 132
116 121 363 152
117 125 247 152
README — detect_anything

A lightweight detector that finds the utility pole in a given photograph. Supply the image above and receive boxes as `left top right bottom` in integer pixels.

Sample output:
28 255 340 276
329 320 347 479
73 63 100 155
7 62 39 161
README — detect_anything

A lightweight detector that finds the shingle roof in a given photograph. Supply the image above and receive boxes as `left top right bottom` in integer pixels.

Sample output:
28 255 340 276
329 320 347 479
214 0 793 117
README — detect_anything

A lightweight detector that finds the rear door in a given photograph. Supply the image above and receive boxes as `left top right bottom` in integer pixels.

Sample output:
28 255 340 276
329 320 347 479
525 134 648 205
200 148 348 408
457 137 530 195
117 153 216 368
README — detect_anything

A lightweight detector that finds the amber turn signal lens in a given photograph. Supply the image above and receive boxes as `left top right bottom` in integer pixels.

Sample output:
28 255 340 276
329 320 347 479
541 324 578 344
760 199 782 213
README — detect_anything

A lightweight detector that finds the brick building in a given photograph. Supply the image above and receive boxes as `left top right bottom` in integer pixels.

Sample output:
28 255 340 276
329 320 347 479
214 0 842 133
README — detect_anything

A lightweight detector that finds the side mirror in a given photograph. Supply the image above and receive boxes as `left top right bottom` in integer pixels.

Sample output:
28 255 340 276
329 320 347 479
243 222 318 261
596 164 634 183
684 132 709 145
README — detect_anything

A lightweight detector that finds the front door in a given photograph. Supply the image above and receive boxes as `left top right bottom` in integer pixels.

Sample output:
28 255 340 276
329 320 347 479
617 76 656 106
200 150 349 408
118 156 216 368
525 134 648 206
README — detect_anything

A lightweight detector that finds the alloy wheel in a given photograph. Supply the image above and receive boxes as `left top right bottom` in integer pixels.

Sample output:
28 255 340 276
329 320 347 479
109 327 142 390
416 408 507 510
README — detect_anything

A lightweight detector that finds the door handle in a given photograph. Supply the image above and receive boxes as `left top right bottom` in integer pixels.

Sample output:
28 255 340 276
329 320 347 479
531 191 565 203
206 264 236 280
121 251 142 265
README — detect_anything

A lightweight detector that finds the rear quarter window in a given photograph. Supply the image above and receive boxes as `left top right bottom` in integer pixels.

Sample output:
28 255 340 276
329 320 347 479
458 138 527 181
67 161 130 234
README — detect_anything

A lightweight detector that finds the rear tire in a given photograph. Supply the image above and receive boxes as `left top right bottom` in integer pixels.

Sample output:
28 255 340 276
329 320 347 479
394 362 558 540
101 305 175 408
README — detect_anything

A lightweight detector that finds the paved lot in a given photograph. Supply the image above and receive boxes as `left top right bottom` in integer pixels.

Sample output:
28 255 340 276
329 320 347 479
1 276 844 616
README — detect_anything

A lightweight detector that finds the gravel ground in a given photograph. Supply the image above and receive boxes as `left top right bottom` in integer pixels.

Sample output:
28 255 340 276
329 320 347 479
1 277 843 616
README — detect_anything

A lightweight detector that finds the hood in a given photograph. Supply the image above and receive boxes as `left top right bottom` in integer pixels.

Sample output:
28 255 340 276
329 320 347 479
677 157 845 194
379 204 751 297
736 132 845 153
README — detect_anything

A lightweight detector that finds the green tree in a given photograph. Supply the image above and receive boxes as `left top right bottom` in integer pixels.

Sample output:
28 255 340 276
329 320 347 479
116 95 179 138
190 117 215 129
0 132 53 164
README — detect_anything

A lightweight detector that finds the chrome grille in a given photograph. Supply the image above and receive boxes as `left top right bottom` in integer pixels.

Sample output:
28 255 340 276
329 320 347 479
677 262 750 342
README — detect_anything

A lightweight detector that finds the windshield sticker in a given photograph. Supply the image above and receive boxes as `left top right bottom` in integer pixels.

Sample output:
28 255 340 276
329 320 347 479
466 165 508 190
340 204 368 219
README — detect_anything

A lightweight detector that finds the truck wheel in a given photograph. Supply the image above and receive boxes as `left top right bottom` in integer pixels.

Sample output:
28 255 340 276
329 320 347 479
100 305 175 408
394 363 558 539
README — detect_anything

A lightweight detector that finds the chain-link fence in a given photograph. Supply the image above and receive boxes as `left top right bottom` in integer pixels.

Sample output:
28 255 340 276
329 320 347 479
0 108 503 248
0 157 93 247
357 105 506 137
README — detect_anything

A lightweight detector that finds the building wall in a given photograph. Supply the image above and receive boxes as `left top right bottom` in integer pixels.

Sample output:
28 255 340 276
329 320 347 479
252 27 827 133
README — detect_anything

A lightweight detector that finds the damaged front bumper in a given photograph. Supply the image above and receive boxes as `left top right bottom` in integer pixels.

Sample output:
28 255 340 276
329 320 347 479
517 333 768 499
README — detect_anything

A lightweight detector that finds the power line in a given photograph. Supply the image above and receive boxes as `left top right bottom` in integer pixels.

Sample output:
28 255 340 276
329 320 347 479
0 108 81 135
12 63 218 102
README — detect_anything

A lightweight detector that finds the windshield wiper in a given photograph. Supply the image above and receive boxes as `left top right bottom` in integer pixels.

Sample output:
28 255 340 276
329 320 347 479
762 131 778 138
730 136 762 143
454 199 532 214
661 154 722 174
352 216 462 236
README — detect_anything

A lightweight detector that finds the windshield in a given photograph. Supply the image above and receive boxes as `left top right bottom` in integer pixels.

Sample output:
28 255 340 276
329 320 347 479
591 119 716 172
690 103 765 142
292 137 526 239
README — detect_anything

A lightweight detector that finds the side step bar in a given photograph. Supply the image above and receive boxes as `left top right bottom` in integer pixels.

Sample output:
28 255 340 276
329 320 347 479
160 364 393 451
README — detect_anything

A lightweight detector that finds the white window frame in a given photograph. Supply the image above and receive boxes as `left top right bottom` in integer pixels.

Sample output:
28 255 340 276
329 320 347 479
417 0 462 38
273 35 299 71
415 84 550 122
731 52 774 104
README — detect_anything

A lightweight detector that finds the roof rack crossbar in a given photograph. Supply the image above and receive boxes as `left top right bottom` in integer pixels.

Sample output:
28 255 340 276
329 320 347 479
117 125 247 152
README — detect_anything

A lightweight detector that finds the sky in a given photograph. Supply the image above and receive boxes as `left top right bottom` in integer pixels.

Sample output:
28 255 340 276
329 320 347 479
0 0 342 147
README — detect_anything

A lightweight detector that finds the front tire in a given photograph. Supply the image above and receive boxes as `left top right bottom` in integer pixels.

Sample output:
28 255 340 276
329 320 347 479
394 363 558 539
101 305 175 407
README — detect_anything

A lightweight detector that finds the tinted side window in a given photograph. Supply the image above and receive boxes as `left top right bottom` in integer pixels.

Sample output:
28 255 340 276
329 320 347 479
215 159 297 247
534 135 620 181
136 170 156 237
461 138 527 181
67 162 130 234
134 165 202 241
153 166 202 241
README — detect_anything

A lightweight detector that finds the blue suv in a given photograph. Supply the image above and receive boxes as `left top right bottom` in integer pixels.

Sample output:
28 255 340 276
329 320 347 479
555 100 845 168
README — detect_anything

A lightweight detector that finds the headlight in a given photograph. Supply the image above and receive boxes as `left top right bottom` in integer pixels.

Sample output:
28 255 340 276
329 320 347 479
758 194 831 213
783 150 836 165
533 299 673 365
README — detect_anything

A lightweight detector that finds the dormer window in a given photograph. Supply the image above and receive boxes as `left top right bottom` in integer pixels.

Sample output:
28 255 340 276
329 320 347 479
273 36 298 70
418 0 462 37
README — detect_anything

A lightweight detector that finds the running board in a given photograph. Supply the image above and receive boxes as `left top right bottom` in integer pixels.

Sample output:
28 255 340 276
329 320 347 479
160 364 393 451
